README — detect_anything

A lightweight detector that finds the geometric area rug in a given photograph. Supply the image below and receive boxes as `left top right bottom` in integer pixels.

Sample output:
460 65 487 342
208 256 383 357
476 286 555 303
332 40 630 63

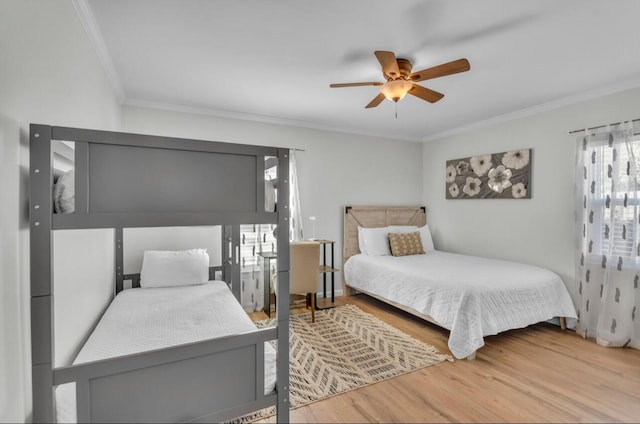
237 304 452 422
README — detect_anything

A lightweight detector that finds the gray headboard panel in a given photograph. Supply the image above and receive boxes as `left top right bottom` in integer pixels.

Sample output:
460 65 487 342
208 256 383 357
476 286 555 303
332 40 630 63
89 143 257 214
48 125 278 229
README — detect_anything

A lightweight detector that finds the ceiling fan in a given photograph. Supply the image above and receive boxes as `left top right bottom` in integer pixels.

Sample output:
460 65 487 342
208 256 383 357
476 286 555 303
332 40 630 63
330 51 470 109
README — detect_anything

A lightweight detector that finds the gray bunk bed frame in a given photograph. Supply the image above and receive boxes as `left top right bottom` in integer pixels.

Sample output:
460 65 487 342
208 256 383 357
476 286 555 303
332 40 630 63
30 124 290 423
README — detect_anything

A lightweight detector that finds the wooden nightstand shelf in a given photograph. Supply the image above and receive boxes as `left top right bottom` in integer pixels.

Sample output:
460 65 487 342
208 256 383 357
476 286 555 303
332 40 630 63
314 239 338 310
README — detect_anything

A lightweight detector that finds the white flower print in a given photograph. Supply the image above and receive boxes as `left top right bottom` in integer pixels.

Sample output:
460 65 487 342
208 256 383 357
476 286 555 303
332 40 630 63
463 177 482 197
469 154 492 176
512 182 527 198
487 165 513 193
446 164 457 183
502 149 530 170
449 183 460 198
456 161 470 174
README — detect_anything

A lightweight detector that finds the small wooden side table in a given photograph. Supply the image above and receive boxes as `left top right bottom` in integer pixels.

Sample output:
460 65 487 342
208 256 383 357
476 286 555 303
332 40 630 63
314 239 339 309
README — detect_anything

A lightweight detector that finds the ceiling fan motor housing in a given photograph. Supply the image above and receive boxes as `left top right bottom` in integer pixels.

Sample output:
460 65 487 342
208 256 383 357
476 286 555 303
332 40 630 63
385 58 413 80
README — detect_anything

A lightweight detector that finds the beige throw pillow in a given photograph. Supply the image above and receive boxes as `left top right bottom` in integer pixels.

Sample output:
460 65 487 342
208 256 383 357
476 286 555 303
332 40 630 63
388 231 425 256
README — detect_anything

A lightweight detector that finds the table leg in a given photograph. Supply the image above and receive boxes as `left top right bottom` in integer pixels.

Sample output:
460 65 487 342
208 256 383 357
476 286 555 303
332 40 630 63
263 258 271 317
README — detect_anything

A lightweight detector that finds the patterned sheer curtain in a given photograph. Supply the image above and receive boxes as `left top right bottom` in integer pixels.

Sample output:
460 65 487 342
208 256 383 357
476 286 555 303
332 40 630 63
575 121 639 349
289 150 304 241
239 223 277 312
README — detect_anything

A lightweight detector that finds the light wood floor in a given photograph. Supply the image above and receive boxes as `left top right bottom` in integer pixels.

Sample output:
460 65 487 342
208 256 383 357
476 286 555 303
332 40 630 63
259 294 640 423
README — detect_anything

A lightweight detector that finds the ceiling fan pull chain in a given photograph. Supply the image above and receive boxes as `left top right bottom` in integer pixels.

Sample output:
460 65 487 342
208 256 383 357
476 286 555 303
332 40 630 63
395 101 398 119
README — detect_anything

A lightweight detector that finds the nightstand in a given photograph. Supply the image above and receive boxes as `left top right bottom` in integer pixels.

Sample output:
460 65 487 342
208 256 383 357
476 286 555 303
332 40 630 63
315 239 339 309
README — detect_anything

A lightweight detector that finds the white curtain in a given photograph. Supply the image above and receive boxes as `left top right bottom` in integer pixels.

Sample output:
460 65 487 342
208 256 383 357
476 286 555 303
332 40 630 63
575 122 639 348
289 151 304 241
239 224 276 312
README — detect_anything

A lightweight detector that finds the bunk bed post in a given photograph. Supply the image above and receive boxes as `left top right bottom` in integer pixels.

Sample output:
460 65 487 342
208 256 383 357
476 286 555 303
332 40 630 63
29 124 55 422
275 148 290 423
256 155 265 218
223 225 242 299
73 141 89 214
223 225 231 284
115 228 124 293
231 225 241 299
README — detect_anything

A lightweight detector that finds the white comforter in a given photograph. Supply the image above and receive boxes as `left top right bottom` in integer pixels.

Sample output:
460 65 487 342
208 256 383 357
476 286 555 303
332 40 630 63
55 281 276 423
344 252 577 359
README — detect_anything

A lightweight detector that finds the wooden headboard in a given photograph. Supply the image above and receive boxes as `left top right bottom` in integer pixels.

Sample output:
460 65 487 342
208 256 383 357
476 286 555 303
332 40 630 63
343 205 426 294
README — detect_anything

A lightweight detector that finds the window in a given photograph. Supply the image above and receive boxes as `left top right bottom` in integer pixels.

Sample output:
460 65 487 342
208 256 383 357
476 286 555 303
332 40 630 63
589 134 640 258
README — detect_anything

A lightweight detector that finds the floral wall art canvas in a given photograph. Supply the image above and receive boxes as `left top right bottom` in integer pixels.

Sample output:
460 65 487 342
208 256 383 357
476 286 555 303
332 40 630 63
445 149 532 199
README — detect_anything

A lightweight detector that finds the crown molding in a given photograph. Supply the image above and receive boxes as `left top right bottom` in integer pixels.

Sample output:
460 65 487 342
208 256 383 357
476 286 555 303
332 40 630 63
123 98 422 143
72 0 125 102
422 77 640 143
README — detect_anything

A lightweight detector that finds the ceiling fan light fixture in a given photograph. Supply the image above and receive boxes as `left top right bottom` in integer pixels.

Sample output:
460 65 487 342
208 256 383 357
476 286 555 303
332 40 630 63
330 51 469 109
380 79 412 102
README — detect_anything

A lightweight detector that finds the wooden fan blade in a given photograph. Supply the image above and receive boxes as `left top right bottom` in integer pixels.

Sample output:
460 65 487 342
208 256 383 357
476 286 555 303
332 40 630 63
330 82 383 88
408 84 445 103
374 51 401 79
365 93 386 108
409 58 470 82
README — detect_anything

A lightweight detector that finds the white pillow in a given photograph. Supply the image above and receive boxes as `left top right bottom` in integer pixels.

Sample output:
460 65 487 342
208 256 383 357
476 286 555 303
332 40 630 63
360 226 391 256
53 170 75 213
357 226 367 254
418 225 435 252
140 248 209 288
359 225 419 256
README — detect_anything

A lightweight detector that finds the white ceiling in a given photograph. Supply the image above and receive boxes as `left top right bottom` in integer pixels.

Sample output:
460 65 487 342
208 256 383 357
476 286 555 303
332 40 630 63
82 0 640 142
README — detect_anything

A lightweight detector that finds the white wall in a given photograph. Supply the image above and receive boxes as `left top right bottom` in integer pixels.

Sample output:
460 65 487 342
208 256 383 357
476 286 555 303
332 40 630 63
123 226 223 273
422 87 640 303
121 105 424 296
53 230 116 367
0 116 23 422
0 1 121 421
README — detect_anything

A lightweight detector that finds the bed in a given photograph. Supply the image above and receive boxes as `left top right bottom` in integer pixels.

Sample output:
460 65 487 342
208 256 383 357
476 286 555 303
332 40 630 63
342 205 577 360
55 281 277 423
30 124 291 423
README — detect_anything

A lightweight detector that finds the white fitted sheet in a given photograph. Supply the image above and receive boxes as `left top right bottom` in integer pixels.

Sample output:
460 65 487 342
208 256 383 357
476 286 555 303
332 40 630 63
55 281 276 423
344 252 577 359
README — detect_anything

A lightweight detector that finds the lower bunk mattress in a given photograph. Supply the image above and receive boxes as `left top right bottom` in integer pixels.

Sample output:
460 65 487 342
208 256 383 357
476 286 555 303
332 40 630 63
344 251 577 359
55 280 276 423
